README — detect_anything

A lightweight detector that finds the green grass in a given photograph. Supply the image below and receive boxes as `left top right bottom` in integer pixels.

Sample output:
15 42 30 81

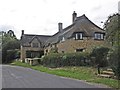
11 61 119 89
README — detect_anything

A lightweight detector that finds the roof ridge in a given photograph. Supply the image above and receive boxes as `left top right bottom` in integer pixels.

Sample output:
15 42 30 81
24 34 52 37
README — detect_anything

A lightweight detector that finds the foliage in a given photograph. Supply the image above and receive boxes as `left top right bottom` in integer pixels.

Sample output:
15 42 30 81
104 13 120 80
90 47 110 67
104 13 120 46
41 52 90 68
2 30 20 63
107 47 120 80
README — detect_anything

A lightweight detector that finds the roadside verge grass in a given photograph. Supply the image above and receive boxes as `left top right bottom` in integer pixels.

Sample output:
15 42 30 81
11 61 119 89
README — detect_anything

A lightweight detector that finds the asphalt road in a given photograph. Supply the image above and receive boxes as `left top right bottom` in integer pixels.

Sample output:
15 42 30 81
2 65 110 88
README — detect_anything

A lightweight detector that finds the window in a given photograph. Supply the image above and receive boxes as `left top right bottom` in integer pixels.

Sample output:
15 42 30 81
101 34 104 39
62 37 65 42
46 49 48 53
76 49 84 52
94 33 104 40
32 43 39 47
50 44 52 47
60 36 65 42
54 44 57 47
75 33 83 40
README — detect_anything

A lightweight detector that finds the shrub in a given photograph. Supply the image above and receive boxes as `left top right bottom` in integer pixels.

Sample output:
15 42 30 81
90 47 110 67
41 52 90 68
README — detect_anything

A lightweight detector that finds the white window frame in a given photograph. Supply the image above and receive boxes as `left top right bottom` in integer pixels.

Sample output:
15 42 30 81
62 37 65 41
75 33 83 40
94 33 104 40
76 34 78 39
101 34 104 39
79 33 83 39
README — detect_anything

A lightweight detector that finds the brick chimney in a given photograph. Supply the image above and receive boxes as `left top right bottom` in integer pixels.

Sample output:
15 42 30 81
58 22 63 32
72 11 77 23
21 30 24 35
21 30 24 39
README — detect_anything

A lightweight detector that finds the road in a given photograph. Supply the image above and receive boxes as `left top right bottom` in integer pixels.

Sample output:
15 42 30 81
2 65 110 88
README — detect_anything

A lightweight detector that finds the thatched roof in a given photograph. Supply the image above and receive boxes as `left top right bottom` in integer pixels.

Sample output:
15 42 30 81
45 14 105 46
21 14 105 47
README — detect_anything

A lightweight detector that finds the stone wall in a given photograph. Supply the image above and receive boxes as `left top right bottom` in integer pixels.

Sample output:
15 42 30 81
57 38 105 53
44 37 106 54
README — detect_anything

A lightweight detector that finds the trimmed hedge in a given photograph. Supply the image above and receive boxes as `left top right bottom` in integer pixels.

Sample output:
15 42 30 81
41 52 90 68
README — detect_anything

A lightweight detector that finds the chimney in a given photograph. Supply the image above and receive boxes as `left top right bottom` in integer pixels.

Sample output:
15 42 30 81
72 11 77 23
21 30 24 35
58 22 63 32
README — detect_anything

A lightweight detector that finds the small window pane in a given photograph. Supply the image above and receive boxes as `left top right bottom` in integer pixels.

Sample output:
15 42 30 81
76 34 78 39
101 34 104 39
80 33 83 39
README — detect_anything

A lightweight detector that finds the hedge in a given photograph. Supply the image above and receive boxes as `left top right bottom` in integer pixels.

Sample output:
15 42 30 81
41 52 90 68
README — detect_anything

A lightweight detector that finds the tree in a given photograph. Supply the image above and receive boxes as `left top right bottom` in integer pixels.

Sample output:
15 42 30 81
90 47 110 67
104 13 120 46
2 30 20 63
104 13 120 80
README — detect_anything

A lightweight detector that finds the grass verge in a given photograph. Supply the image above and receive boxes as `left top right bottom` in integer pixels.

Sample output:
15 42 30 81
11 61 119 89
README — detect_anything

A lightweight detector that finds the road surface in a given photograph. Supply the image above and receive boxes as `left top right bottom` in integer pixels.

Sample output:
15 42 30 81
2 65 110 88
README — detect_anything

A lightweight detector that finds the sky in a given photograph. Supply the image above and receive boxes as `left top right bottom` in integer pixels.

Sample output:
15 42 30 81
0 0 119 39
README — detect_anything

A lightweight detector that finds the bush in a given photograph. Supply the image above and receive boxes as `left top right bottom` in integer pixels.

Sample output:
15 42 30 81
90 47 110 67
41 52 90 68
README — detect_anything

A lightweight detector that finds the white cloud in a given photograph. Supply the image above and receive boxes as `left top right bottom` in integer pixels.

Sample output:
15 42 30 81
0 0 119 39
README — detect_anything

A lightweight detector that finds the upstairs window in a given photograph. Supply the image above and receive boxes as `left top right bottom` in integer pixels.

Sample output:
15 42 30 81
62 37 65 41
94 33 104 40
75 33 83 40
32 43 39 48
60 36 65 42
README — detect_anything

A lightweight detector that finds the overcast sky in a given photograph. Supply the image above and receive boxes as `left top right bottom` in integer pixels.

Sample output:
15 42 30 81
0 0 119 39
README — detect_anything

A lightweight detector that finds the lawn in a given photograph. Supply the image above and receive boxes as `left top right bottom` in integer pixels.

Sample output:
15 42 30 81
11 61 119 89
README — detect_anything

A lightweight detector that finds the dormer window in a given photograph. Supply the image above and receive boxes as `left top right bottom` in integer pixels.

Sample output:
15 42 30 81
62 37 65 41
60 36 65 42
75 32 83 40
94 33 104 40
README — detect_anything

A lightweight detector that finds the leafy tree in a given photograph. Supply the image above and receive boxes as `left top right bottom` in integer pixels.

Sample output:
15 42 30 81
104 13 120 80
2 30 20 63
107 47 120 79
104 13 120 46
90 47 110 67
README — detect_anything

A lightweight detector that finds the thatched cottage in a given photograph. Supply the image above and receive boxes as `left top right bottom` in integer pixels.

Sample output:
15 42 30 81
20 11 105 61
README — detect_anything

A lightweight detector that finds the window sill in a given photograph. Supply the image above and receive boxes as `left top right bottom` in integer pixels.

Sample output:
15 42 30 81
94 39 104 41
75 39 83 40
